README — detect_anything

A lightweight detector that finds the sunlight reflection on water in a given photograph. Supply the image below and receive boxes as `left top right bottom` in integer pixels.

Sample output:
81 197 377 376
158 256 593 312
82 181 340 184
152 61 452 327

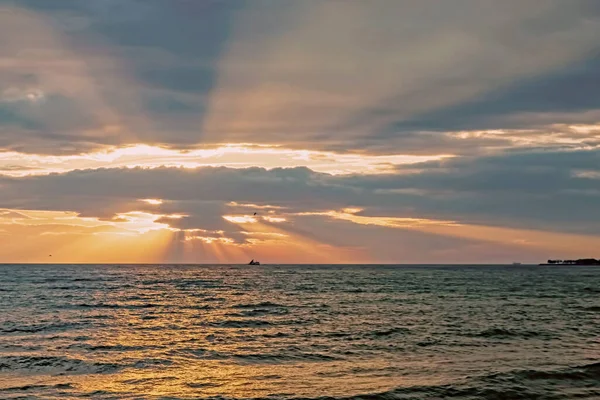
0 264 599 399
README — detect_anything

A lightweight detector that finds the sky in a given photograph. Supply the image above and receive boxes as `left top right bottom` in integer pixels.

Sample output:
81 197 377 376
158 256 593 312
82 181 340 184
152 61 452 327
1 0 600 264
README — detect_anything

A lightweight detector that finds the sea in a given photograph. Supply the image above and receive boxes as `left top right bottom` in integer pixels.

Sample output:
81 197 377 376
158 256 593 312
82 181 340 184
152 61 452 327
0 264 599 400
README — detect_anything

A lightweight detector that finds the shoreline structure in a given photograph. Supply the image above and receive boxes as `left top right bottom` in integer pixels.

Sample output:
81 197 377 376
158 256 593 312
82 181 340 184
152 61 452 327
540 258 600 265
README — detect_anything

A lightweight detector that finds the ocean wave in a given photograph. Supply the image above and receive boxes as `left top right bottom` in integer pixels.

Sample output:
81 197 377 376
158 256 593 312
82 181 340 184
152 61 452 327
47 285 78 290
67 343 155 352
174 279 223 289
70 278 102 282
582 287 600 293
212 319 274 328
260 332 290 338
73 302 120 309
0 344 43 351
8 366 594 400
177 348 341 364
415 338 441 347
312 363 600 400
176 348 229 360
157 386 534 400
0 383 73 393
322 332 353 338
173 278 219 285
202 296 226 302
65 302 162 310
236 307 290 317
580 306 600 312
470 328 552 339
317 327 408 340
180 304 213 310
131 358 175 368
232 301 286 309
343 288 367 293
485 362 600 382
1 321 89 334
186 381 222 388
2 265 599 399
120 376 178 385
190 364 600 399
80 389 120 397
232 351 341 363
0 355 120 374
370 327 409 337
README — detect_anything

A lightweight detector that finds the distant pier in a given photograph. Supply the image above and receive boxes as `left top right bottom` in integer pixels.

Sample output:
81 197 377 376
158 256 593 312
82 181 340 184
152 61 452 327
540 258 600 265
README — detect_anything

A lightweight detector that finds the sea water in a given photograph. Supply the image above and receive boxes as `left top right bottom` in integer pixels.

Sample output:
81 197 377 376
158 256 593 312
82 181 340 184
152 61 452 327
0 264 599 399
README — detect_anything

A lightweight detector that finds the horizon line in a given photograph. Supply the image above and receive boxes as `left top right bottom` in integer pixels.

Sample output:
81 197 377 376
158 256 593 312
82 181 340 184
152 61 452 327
0 262 555 266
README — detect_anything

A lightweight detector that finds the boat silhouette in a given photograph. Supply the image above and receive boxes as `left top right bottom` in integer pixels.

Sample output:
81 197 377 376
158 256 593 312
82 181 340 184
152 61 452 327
248 259 261 265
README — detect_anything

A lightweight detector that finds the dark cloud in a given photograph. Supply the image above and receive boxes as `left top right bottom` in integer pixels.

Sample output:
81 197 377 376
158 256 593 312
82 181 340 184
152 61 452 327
2 0 600 154
0 0 239 153
337 149 600 233
1 149 599 235
385 55 600 133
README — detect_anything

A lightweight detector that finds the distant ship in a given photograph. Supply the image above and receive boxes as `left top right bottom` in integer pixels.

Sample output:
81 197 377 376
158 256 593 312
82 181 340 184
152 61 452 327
512 262 522 265
248 259 260 265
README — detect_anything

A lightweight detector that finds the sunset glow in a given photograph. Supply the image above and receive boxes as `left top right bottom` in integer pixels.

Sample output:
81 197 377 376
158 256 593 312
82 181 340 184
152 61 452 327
0 144 450 177
0 0 599 264
141 199 164 205
223 215 259 224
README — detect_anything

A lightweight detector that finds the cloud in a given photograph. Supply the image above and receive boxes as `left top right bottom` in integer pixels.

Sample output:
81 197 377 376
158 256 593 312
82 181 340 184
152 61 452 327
0 151 598 263
1 148 599 236
389 56 600 133
0 144 448 177
1 1 599 155
201 0 600 150
0 4 132 154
